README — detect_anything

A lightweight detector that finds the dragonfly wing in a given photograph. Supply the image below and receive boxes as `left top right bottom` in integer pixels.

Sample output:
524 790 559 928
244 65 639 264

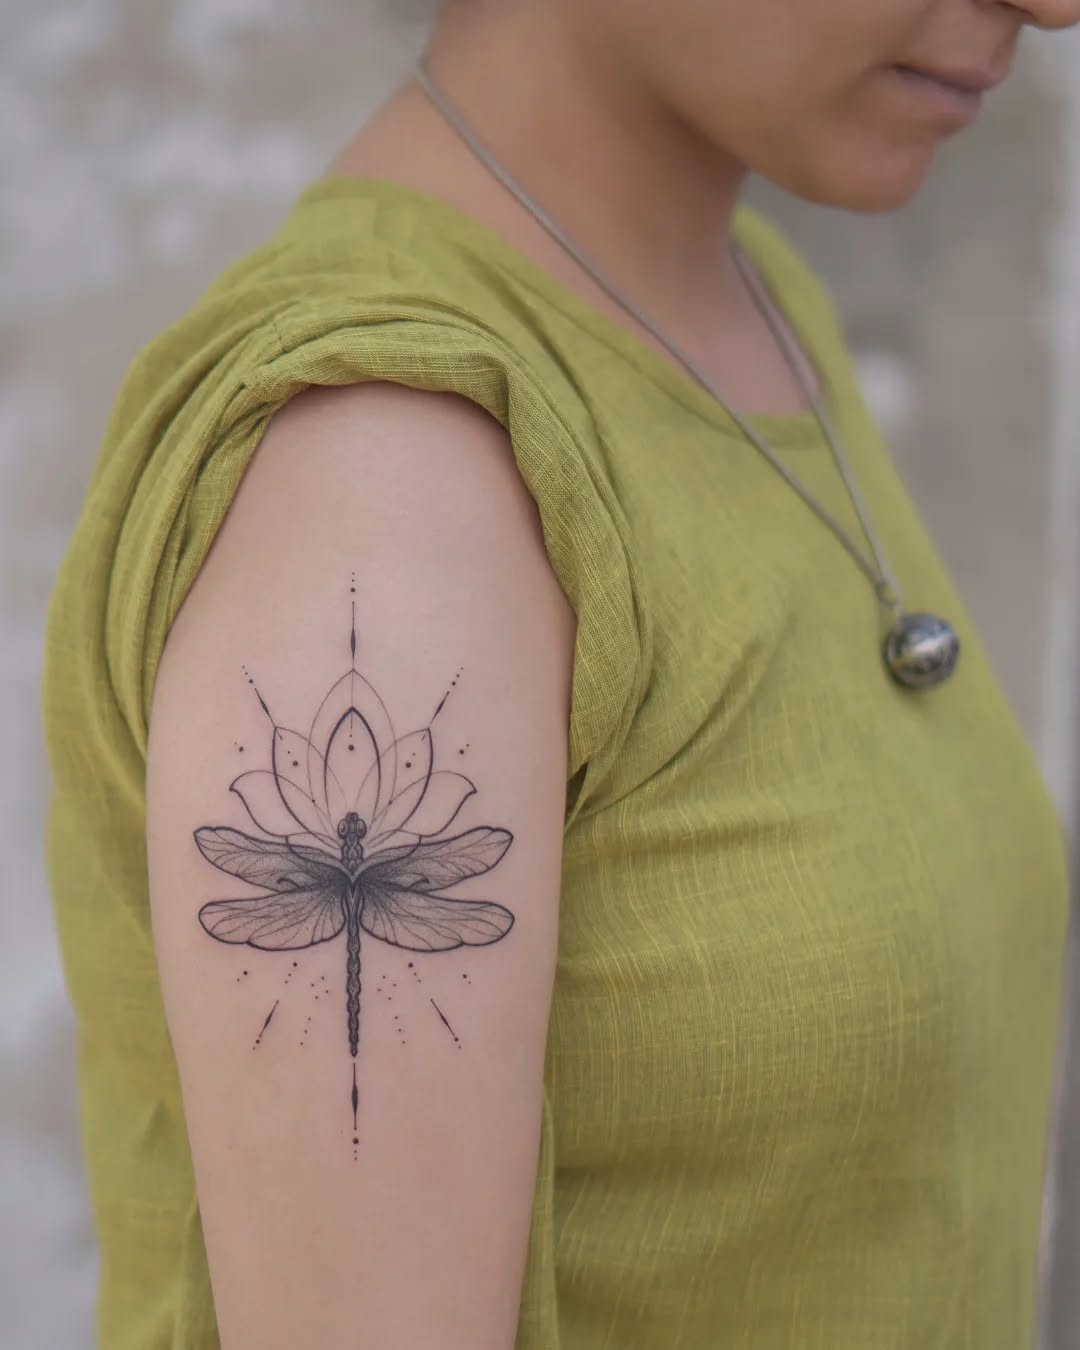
358 875 514 952
362 826 513 893
199 884 347 950
194 825 346 892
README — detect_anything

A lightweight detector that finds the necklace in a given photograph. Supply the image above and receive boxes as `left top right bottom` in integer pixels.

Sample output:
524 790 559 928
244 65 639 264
412 57 961 690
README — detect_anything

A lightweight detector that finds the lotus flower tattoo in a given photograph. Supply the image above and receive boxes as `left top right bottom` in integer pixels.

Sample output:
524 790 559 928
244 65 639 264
194 607 515 1067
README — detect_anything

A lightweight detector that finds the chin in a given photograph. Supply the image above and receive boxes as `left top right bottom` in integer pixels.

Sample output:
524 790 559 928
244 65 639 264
761 139 940 214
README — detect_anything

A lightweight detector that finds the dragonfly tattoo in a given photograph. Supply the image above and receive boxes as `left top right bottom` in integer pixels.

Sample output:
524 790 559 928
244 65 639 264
192 592 515 1117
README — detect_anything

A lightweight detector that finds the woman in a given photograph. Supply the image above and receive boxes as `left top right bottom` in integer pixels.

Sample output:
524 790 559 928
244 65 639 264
42 1 1080 1347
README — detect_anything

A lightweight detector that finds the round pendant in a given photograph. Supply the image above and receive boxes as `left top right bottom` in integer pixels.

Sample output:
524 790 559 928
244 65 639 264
883 612 960 689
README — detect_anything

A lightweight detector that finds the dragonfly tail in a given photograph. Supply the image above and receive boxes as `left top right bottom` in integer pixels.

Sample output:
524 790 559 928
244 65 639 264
346 906 361 1058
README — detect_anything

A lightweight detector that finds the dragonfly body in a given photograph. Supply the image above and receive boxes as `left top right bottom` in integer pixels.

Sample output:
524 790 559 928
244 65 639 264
345 883 363 1057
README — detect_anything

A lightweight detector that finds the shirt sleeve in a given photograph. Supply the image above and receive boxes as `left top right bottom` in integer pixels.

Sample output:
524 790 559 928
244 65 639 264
105 303 650 828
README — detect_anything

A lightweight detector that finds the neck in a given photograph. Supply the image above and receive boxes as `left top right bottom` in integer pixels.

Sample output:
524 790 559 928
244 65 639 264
382 6 754 330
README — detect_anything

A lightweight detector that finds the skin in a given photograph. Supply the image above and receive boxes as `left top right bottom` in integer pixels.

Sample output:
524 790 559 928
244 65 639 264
327 0 1080 412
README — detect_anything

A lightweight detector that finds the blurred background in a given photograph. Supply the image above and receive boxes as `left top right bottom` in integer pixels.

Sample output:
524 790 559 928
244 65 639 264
3 2 1078 1345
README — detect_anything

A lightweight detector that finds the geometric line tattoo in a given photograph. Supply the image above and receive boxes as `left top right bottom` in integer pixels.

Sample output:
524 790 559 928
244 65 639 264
192 587 515 1120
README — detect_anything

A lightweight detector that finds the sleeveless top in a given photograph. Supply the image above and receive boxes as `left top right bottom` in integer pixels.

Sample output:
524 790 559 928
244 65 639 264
41 175 1070 1349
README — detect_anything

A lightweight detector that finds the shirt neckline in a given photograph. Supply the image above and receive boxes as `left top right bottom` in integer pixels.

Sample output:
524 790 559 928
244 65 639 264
287 173 834 450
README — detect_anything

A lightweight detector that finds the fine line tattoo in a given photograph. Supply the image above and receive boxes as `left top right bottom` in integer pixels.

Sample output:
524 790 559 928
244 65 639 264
192 584 516 1121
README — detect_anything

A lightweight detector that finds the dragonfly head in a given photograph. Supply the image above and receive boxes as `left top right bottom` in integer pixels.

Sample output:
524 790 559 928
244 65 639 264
337 811 367 839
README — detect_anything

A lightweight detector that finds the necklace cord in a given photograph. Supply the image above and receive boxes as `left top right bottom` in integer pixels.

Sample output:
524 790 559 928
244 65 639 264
411 54 905 620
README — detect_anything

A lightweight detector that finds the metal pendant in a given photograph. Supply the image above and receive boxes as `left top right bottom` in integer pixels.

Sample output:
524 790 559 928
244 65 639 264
883 612 960 689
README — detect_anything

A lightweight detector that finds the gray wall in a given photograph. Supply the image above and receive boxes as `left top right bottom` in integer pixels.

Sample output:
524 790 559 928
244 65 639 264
3 5 1076 1344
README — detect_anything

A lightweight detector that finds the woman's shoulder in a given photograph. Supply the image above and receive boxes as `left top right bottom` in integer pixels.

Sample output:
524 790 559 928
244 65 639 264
46 172 650 809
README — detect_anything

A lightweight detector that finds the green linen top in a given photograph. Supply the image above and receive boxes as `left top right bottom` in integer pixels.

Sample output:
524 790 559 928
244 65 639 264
42 174 1070 1349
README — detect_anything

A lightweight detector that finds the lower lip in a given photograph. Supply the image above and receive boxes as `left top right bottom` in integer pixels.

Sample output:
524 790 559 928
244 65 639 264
888 65 984 124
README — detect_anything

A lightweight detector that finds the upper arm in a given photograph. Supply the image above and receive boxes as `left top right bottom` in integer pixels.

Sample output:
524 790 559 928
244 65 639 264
146 380 576 1349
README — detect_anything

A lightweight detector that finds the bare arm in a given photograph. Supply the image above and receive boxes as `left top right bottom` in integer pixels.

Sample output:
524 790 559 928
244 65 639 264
146 381 575 1349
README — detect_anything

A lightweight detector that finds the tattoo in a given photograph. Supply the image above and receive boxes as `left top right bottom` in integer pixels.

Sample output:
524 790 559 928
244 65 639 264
192 581 515 1126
